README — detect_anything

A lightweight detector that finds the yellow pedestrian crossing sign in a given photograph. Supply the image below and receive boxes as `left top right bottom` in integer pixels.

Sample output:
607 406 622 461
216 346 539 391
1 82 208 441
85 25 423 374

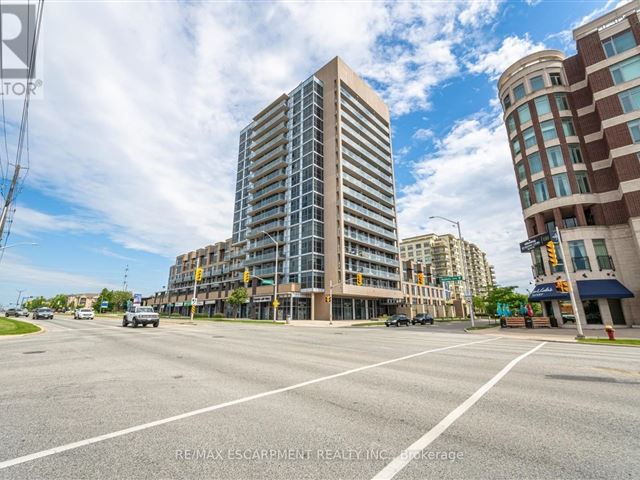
272 299 280 308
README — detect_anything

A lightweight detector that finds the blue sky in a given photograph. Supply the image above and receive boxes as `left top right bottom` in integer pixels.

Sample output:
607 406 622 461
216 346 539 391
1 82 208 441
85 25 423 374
0 0 626 306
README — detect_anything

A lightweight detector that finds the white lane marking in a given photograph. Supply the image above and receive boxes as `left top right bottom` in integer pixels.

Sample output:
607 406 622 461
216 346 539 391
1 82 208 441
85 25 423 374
371 341 547 480
0 338 497 470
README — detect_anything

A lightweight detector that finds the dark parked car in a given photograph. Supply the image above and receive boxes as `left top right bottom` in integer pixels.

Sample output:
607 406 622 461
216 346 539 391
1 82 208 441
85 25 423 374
561 313 576 324
412 313 434 325
385 314 410 327
33 308 54 320
5 308 29 317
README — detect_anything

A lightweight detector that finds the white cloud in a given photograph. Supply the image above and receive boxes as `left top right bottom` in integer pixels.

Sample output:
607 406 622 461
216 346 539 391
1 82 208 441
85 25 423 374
467 34 547 80
397 111 531 290
413 128 435 141
11 0 508 261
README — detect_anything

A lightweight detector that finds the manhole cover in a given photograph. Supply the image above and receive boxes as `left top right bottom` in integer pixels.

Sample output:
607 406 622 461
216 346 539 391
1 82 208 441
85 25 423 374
212 335 225 338
23 350 45 355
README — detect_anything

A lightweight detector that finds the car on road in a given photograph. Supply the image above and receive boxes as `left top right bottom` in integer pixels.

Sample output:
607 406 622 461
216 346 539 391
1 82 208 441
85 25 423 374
412 313 434 325
122 305 159 328
33 307 54 320
74 308 95 320
5 307 29 317
385 314 410 327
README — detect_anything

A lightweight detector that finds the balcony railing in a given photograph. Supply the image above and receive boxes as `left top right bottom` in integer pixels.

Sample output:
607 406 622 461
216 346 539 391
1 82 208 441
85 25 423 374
572 256 591 272
597 255 615 271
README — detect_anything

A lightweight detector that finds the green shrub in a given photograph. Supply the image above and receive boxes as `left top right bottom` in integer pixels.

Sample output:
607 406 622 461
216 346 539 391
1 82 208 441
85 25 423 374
212 313 225 318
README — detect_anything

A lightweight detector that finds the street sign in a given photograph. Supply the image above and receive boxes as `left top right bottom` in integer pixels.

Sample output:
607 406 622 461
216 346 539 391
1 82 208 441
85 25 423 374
441 275 463 282
272 299 280 308
261 279 274 285
133 293 142 305
520 231 559 253
100 301 108 309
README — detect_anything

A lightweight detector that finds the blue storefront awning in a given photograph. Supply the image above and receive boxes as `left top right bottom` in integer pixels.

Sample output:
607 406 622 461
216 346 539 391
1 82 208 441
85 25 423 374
529 280 634 302
576 280 634 299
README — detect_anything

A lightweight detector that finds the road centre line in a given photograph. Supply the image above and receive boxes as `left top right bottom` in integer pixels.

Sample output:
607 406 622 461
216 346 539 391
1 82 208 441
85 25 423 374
371 342 547 480
0 337 498 470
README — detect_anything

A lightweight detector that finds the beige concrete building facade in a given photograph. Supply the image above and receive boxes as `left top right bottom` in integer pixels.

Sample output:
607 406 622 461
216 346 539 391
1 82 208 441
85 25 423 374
400 233 495 300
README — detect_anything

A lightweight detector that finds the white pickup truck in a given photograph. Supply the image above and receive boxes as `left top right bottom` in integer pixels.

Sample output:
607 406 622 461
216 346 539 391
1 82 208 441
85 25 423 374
122 305 160 328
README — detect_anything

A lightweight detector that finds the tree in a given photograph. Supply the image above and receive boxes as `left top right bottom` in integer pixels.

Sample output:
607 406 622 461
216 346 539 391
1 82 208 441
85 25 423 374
49 294 68 312
111 290 132 311
94 288 113 312
485 286 530 316
24 296 47 310
226 287 248 318
473 296 487 315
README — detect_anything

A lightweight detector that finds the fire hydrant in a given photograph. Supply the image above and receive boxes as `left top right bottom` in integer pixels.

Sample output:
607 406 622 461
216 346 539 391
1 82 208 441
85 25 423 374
605 325 616 340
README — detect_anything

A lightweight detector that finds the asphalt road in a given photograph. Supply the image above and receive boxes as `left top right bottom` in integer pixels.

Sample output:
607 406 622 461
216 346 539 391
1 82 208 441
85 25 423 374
1 316 639 479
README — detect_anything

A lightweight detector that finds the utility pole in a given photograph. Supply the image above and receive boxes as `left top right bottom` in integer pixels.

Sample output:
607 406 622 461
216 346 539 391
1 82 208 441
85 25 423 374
555 226 585 339
0 165 21 243
122 264 129 292
15 289 25 307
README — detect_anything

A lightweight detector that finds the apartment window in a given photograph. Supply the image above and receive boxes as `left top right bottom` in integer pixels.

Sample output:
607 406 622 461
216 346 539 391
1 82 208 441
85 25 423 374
562 118 576 137
555 93 570 111
576 171 591 193
545 220 556 237
523 127 537 148
602 30 636 58
530 75 545 92
610 55 640 85
507 114 516 133
628 119 640 143
528 151 543 174
534 179 549 202
553 173 571 197
517 104 531 124
549 72 562 86
569 240 590 271
517 162 526 181
593 239 613 270
540 120 557 141
503 94 511 109
521 187 532 208
513 83 525 100
534 95 551 115
563 216 578 228
512 138 521 155
546 145 564 168
619 85 640 113
569 144 583 164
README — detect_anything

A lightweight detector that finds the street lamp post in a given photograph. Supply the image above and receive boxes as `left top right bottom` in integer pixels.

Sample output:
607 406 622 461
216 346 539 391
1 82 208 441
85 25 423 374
261 231 283 323
429 216 476 328
16 289 25 307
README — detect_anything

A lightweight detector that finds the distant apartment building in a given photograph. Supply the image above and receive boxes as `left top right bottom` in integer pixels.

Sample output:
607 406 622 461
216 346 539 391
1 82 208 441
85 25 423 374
400 233 495 299
67 293 100 309
498 1 640 326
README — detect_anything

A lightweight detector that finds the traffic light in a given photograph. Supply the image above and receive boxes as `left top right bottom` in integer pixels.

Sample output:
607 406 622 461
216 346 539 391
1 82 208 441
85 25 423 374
356 272 363 286
555 281 570 293
243 269 250 284
325 295 331 303
195 267 203 282
417 272 425 286
546 241 558 266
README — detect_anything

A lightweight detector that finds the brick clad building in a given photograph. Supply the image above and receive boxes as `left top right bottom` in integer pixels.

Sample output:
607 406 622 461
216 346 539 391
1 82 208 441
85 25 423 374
497 1 640 327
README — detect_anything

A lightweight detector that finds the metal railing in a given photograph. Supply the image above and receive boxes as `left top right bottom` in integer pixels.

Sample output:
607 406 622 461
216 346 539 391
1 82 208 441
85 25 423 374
597 255 615 271
572 256 591 272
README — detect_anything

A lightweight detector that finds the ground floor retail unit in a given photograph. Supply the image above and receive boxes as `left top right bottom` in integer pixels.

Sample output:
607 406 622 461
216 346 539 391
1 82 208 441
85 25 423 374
529 279 636 327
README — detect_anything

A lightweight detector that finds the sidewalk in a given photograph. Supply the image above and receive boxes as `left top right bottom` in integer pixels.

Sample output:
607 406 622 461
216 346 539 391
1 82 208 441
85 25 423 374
468 324 640 343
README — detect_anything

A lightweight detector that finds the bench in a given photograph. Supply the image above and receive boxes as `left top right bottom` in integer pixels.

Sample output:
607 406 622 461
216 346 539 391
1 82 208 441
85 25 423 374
503 317 526 328
531 316 551 328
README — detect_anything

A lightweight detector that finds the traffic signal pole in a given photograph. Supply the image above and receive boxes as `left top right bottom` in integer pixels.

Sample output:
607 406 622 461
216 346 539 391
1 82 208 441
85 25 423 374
190 257 200 322
555 226 584 339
